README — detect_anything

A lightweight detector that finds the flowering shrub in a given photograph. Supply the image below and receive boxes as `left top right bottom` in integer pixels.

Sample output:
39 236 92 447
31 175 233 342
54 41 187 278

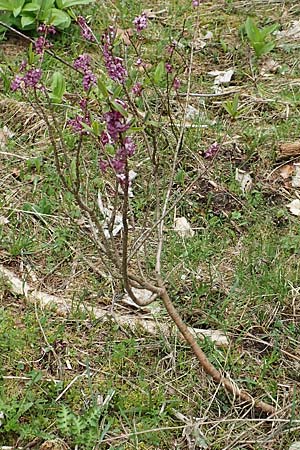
8 1 276 415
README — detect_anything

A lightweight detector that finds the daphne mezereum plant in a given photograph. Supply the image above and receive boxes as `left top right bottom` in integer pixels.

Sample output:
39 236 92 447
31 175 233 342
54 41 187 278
9 3 275 415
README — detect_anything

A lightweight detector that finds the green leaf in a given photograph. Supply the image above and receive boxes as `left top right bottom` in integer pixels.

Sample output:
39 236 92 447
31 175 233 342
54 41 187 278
49 8 71 29
13 5 23 17
97 79 109 98
111 100 128 117
22 2 41 12
261 23 278 39
153 61 165 85
0 0 24 11
28 42 35 64
254 41 275 57
50 71 66 103
91 121 103 136
20 14 36 29
0 0 13 10
56 0 93 7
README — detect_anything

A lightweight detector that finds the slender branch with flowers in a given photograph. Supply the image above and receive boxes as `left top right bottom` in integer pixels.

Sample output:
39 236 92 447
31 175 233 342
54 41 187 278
8 3 276 415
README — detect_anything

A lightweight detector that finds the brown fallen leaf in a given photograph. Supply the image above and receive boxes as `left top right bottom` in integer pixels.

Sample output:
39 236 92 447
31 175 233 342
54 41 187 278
116 27 133 46
279 164 294 179
278 141 300 158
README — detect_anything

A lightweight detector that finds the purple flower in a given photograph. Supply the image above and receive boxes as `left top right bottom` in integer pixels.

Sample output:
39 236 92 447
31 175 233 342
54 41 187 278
103 47 127 83
204 142 220 159
79 98 88 110
83 71 97 91
100 131 111 146
192 0 200 6
67 114 91 134
74 54 91 72
123 136 136 156
111 157 125 173
133 13 148 32
103 110 130 142
136 57 143 66
173 78 181 90
77 16 95 42
23 69 42 88
132 82 142 97
19 60 27 72
99 159 108 173
38 24 56 35
165 62 173 73
34 36 52 54
11 75 23 91
102 30 127 83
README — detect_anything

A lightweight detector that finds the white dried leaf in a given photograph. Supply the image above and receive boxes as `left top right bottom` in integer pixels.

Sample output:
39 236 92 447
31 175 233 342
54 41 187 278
0 411 4 427
97 191 124 238
287 199 300 216
208 68 234 85
0 126 14 150
186 105 200 121
0 216 9 225
194 30 213 49
174 217 195 238
276 20 300 40
292 163 300 188
235 168 253 193
122 287 158 311
289 443 300 450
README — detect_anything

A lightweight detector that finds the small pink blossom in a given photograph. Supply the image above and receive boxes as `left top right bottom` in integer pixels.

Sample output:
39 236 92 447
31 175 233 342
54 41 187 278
132 82 142 96
74 54 91 72
173 78 181 90
77 16 95 42
165 62 173 73
11 75 23 91
34 36 52 54
204 142 220 159
133 13 148 32
83 71 97 91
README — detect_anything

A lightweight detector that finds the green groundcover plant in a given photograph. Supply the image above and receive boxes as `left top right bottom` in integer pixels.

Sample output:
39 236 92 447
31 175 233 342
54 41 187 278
0 0 93 31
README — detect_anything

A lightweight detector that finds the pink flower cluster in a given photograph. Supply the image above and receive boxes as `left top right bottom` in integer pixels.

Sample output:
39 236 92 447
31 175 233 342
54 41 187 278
67 97 91 133
99 105 136 176
11 69 42 91
73 54 97 91
77 16 95 42
37 24 56 34
204 142 220 159
133 13 148 32
34 36 53 54
102 28 127 83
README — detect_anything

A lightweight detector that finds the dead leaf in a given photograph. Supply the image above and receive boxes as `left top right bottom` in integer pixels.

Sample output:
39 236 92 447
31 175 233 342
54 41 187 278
276 20 300 41
0 216 9 225
287 199 300 216
174 217 195 238
292 163 300 188
278 141 300 158
40 439 69 450
116 27 133 45
235 168 253 193
194 30 213 49
260 58 281 75
208 68 234 89
0 126 14 150
279 164 294 179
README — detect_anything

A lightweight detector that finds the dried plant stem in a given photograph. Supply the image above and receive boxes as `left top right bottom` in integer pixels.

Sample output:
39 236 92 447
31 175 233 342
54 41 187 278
157 280 275 415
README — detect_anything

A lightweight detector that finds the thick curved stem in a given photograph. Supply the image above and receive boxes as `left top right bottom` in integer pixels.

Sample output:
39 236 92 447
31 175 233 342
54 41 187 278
157 281 275 415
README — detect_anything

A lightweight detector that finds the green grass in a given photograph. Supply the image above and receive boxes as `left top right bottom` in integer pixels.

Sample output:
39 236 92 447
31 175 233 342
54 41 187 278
1 0 300 448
